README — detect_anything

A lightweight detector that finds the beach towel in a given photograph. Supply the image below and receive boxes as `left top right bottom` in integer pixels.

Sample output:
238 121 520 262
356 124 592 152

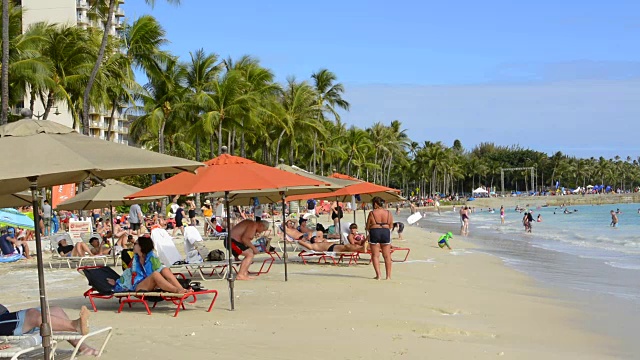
183 226 206 264
150 228 182 266
0 254 22 263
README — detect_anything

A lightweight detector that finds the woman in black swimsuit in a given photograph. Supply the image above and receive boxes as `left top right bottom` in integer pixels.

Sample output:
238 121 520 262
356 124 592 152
365 196 394 280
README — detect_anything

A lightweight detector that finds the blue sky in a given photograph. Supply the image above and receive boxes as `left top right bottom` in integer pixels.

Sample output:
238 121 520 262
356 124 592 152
123 0 640 159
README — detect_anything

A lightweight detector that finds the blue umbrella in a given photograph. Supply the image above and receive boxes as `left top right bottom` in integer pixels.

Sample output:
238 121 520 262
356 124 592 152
0 208 35 230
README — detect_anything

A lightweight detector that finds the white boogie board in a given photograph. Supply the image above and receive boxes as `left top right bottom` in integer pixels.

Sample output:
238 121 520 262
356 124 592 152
407 212 422 225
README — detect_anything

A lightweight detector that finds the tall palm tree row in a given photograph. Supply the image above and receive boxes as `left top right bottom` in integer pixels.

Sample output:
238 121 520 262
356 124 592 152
2 5 640 194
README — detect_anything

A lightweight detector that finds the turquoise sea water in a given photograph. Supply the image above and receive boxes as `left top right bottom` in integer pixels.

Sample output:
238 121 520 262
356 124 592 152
419 203 640 356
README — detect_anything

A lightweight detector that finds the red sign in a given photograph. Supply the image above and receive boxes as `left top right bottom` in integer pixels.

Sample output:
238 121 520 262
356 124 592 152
52 184 76 208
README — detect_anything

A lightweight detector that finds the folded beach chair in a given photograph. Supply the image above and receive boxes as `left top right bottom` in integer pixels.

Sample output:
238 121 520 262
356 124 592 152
77 266 219 317
48 233 108 269
0 340 57 360
1 328 111 360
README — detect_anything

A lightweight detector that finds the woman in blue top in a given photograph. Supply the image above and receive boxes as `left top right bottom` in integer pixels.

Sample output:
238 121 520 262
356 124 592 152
107 235 186 294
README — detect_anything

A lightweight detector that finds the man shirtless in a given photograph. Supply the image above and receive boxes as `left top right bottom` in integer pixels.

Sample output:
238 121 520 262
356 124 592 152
227 219 270 280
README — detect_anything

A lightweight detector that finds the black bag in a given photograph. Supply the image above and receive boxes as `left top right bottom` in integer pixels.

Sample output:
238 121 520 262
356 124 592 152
316 223 326 232
82 267 121 294
207 249 225 262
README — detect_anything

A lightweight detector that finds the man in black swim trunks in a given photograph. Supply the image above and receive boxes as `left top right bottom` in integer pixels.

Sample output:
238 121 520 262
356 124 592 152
226 219 270 280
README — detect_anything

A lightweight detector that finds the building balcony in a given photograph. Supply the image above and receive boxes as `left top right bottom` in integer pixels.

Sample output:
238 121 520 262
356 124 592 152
90 121 101 129
115 8 125 17
77 14 89 25
76 0 89 9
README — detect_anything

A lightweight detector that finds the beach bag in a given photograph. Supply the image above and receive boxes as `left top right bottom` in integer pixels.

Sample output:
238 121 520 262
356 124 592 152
207 249 225 262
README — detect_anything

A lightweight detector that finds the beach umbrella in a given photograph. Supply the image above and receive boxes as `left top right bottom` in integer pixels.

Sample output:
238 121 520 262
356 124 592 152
0 191 33 208
0 118 202 359
127 148 335 310
56 179 165 265
0 208 35 230
287 173 404 236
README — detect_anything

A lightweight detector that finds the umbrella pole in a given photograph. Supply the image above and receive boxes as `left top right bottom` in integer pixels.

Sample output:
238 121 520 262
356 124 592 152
29 178 52 360
281 192 288 281
110 201 116 267
224 191 235 310
336 197 341 244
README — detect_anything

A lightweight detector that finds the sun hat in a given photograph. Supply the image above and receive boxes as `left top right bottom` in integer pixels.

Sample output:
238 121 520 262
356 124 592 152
205 200 211 205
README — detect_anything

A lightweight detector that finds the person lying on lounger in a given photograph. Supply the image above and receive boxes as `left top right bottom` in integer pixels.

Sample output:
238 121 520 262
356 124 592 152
106 235 186 294
57 238 94 257
285 219 329 243
0 304 98 356
297 238 366 253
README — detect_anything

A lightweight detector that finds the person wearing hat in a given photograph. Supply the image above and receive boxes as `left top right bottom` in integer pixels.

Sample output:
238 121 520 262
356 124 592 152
438 232 453 250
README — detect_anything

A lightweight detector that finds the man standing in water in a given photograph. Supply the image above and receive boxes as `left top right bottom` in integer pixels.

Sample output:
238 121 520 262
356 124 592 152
610 210 618 227
226 219 270 280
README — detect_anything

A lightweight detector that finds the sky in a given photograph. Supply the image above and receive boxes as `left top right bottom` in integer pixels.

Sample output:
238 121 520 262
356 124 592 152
123 0 640 159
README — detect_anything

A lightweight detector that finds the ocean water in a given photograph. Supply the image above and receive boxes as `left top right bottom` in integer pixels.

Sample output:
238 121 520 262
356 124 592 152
418 203 640 356
419 203 640 301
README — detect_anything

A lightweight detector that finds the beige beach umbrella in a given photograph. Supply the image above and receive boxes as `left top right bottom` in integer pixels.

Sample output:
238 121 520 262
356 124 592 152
0 120 201 195
0 191 33 208
56 179 163 211
0 118 203 359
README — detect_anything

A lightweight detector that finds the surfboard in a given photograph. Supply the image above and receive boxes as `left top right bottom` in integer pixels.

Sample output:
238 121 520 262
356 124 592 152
407 212 422 225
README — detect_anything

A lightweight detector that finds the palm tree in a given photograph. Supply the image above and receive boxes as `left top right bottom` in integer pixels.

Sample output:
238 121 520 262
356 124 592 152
344 126 371 175
81 0 180 135
130 57 185 154
310 69 349 173
182 48 220 161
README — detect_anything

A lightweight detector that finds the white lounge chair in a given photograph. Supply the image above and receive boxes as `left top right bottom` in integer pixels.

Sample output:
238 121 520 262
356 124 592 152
1 327 111 360
48 233 107 269
0 340 57 360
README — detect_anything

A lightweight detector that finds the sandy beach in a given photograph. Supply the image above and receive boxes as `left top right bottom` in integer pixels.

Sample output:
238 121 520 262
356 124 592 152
0 222 618 359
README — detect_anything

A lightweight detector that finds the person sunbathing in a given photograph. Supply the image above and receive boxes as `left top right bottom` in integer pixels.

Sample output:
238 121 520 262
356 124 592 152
297 238 366 253
56 238 94 257
285 219 327 243
106 235 186 294
0 304 98 356
347 223 367 246
89 237 112 256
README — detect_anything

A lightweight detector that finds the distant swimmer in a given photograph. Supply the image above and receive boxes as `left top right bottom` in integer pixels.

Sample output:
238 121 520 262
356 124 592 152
616 208 622 214
500 205 505 225
611 210 618 227
563 209 571 214
537 214 542 222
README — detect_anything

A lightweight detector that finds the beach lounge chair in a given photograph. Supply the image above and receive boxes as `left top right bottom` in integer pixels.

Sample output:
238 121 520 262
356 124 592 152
0 340 57 360
1 327 112 360
356 246 411 263
203 217 227 241
77 266 219 317
48 233 108 269
171 250 278 280
277 228 357 266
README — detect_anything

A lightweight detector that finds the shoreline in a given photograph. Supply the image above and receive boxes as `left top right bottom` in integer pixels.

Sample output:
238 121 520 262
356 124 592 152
0 222 618 359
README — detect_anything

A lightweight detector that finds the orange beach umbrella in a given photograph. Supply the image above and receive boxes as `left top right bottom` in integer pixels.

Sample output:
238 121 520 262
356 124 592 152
127 150 335 310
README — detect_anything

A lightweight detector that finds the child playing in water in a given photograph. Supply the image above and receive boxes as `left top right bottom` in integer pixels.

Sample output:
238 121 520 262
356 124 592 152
438 232 453 250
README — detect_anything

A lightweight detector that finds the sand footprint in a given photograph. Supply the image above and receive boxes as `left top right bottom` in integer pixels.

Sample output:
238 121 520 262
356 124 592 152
430 307 464 316
418 325 497 342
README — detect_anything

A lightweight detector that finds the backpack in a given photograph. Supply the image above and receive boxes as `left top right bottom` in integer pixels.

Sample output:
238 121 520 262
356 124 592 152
207 249 225 262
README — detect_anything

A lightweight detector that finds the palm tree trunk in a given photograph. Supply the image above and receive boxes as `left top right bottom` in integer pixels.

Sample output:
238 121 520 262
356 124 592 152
158 120 166 154
0 0 9 125
275 129 285 166
209 133 215 158
82 0 116 136
240 130 245 158
106 99 117 141
313 132 317 173
29 89 36 112
387 154 393 186
217 119 223 155
320 151 324 176
42 92 54 120
195 136 201 162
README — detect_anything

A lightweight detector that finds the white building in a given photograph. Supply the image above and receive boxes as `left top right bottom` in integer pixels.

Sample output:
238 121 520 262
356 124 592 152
18 0 129 145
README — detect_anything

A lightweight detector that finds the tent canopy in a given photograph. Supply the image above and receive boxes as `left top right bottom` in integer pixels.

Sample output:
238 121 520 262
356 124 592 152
472 187 488 194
